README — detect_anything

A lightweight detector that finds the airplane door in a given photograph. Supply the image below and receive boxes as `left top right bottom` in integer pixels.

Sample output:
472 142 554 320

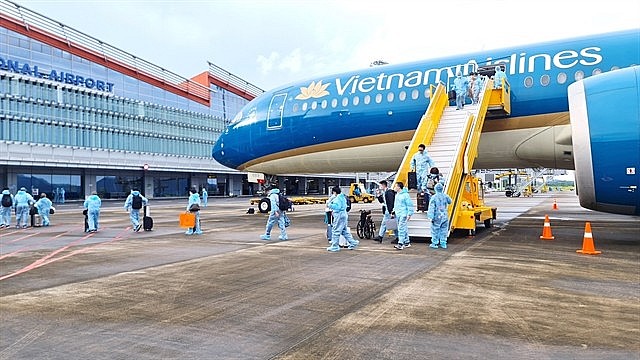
267 93 287 129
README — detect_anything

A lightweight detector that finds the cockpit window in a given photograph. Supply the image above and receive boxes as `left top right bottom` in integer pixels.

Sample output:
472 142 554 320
247 108 257 122
231 110 243 124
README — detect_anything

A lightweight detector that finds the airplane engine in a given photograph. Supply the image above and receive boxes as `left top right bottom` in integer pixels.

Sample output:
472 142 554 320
568 66 640 216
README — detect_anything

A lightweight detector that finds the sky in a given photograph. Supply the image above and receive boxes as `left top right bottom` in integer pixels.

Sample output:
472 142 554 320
9 0 640 91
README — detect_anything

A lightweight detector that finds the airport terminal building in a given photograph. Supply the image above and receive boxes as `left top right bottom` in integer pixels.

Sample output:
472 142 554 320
0 1 354 201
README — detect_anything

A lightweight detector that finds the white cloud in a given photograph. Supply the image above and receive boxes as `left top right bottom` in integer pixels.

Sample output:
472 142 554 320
277 48 303 74
257 51 280 75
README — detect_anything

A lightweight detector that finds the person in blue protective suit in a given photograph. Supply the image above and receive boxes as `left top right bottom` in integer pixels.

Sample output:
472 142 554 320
469 72 481 105
83 192 102 232
186 188 203 235
453 71 469 110
393 182 414 250
410 143 436 195
123 189 148 232
326 186 358 252
427 182 453 249
13 187 34 228
260 187 288 241
35 193 53 226
202 187 208 207
493 65 507 89
1 188 15 228
374 180 397 243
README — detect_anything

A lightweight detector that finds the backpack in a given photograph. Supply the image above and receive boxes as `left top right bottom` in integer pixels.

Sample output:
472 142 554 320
1 194 11 207
278 193 290 211
131 194 143 209
345 195 351 212
427 175 440 194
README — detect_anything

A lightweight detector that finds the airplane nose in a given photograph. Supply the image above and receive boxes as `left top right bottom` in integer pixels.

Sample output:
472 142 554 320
212 132 243 170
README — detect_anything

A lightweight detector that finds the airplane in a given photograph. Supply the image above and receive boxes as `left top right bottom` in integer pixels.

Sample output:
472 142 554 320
213 29 640 216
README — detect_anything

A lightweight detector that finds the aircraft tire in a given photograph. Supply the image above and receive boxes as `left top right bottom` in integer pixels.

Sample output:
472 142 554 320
258 198 271 213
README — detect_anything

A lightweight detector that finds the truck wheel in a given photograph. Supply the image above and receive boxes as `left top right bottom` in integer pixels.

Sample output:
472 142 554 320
258 198 271 213
349 196 356 204
484 219 492 228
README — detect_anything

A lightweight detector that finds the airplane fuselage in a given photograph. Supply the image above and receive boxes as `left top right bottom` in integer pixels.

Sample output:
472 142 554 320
213 29 640 215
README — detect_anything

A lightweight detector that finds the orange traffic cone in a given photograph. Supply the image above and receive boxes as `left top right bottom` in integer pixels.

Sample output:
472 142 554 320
552 199 558 210
576 222 601 255
540 215 555 240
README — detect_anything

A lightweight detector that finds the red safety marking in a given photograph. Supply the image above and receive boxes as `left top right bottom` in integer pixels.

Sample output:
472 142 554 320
1 231 40 244
0 226 86 260
0 227 132 281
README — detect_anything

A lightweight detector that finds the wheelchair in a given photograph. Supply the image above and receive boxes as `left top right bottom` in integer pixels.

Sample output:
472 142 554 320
356 209 376 239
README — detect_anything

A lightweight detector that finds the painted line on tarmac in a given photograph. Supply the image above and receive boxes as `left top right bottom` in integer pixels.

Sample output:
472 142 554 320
0 231 40 244
0 227 132 281
0 226 84 260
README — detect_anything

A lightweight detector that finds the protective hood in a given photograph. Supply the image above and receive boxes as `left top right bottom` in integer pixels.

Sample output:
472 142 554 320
435 183 444 193
269 188 281 195
131 190 141 196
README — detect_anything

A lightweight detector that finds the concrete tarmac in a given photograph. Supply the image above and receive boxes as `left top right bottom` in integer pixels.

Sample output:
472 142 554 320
0 192 638 359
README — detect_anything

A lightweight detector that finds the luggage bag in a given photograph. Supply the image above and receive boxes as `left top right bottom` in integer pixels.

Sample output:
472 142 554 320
179 212 196 228
408 171 418 190
143 206 153 231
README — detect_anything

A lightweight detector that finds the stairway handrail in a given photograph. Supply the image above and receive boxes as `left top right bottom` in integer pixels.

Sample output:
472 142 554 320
392 83 448 187
446 79 493 232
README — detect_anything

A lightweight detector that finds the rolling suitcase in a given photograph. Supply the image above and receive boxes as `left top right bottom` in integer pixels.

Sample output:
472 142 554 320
143 206 153 231
31 214 42 227
417 192 428 212
83 209 89 232
408 171 418 190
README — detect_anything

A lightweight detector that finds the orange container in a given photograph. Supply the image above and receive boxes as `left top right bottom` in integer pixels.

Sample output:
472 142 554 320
179 212 196 228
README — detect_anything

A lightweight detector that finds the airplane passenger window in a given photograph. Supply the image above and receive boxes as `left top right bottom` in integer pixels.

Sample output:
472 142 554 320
364 95 371 104
399 91 406 101
524 76 534 88
321 100 327 109
575 70 585 81
353 96 360 106
387 92 394 102
412 89 419 100
557 73 567 84
302 102 308 111
540 74 550 86
424 89 430 99
375 93 382 104
331 98 338 108
342 98 349 107
592 68 602 76
611 66 620 71
311 101 317 110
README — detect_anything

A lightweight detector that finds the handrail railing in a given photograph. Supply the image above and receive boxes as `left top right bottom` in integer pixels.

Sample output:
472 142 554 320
208 62 264 97
447 78 493 230
392 83 448 187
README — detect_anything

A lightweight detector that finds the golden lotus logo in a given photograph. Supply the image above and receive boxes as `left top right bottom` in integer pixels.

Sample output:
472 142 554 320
295 80 330 100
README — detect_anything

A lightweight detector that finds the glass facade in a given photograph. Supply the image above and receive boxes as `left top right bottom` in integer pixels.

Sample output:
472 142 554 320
95 174 143 200
16 171 82 202
0 27 242 157
0 74 227 156
0 22 255 199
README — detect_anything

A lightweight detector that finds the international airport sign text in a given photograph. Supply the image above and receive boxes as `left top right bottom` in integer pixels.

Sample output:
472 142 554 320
0 57 115 92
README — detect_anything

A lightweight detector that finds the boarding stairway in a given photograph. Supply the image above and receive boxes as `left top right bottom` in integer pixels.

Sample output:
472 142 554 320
508 168 548 197
393 79 496 238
